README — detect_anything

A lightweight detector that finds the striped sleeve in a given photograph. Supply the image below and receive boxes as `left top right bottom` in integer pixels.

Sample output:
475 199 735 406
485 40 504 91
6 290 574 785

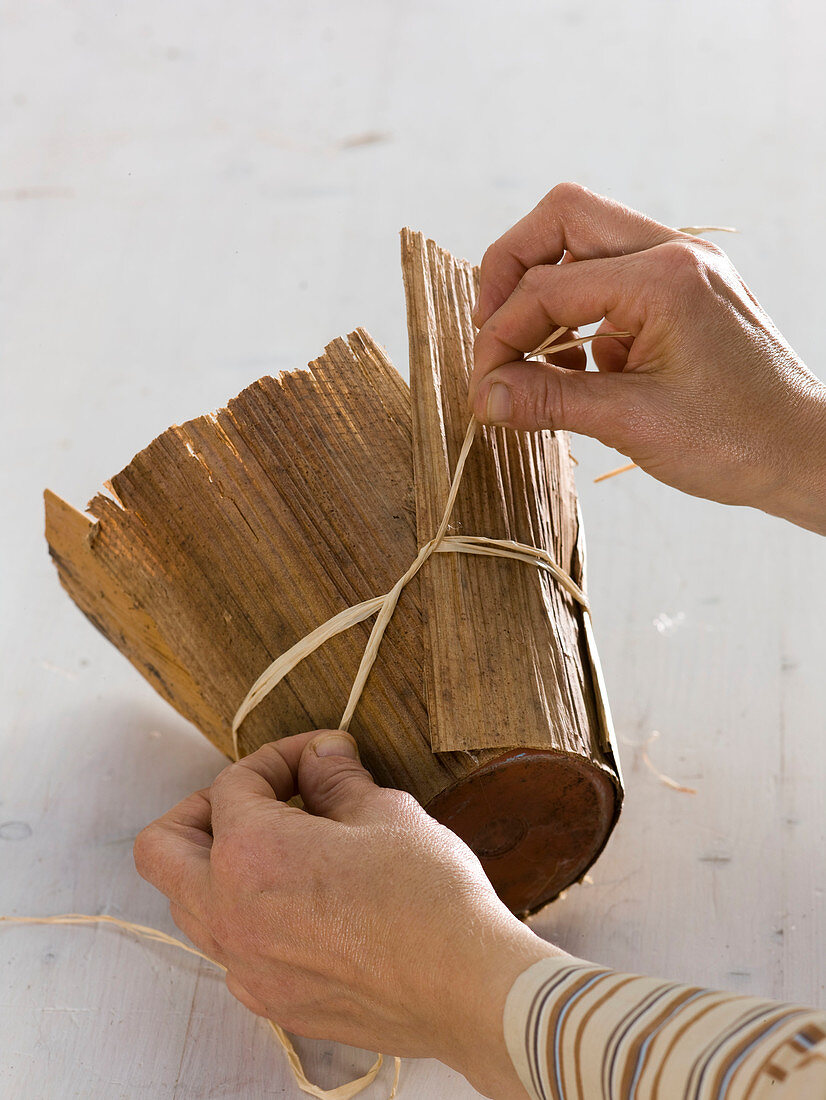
503 955 826 1099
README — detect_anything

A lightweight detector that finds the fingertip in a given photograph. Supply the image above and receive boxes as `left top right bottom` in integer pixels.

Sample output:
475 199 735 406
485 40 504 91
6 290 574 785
472 366 523 428
472 296 495 330
298 733 377 821
483 381 513 426
306 730 360 760
470 374 492 424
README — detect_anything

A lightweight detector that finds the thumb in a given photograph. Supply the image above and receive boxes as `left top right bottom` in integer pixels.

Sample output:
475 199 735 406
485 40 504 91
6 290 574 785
472 358 639 448
298 731 379 822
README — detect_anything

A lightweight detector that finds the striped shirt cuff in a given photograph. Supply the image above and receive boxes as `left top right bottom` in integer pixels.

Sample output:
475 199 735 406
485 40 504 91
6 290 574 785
503 954 826 1099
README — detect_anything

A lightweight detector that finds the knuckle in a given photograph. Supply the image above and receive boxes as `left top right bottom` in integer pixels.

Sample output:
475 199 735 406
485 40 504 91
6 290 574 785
243 742 293 788
479 241 502 276
546 180 589 209
207 764 232 800
375 787 422 822
209 829 260 882
604 399 639 450
314 763 371 806
693 237 726 263
536 370 566 429
517 263 552 296
132 823 159 877
658 240 710 289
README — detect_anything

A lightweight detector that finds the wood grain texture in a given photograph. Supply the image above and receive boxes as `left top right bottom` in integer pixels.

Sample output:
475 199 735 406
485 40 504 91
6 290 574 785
402 229 608 763
46 330 475 802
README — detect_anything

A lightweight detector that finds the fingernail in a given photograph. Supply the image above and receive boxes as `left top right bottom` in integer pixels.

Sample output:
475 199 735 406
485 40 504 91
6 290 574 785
313 733 359 759
485 382 512 424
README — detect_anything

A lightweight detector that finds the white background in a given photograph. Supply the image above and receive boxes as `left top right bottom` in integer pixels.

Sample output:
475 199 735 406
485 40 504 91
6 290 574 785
2 1 825 1096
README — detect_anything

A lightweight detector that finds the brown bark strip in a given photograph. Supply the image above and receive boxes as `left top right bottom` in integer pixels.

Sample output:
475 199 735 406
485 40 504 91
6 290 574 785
401 229 604 758
46 330 470 799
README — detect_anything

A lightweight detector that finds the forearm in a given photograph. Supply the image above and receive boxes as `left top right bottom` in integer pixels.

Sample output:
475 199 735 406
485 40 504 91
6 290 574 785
503 954 826 1100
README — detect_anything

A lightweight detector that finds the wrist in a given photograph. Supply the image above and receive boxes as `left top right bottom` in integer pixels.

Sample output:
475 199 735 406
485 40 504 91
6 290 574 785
438 913 563 1098
763 381 826 535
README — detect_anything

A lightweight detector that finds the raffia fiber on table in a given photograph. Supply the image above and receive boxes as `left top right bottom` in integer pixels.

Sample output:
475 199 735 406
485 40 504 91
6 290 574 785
0 914 400 1100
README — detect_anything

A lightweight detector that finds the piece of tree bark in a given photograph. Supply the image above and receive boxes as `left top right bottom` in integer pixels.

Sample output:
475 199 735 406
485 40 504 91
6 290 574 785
402 229 605 758
46 330 478 801
45 240 622 914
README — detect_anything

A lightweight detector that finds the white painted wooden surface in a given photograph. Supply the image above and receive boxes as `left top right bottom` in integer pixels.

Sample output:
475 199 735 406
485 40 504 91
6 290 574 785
2 1 825 1096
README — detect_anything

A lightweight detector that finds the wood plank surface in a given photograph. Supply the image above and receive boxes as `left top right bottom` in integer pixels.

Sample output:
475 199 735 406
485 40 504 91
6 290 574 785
2 1 824 1097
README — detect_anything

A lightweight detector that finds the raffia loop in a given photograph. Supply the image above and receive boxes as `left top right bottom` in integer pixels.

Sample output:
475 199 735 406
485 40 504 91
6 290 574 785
231 326 623 762
433 536 588 605
1 914 400 1100
276 1031 399 1100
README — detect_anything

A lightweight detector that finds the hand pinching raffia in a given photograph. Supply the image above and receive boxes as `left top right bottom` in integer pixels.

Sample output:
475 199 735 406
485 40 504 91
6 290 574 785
134 729 555 1100
469 183 826 534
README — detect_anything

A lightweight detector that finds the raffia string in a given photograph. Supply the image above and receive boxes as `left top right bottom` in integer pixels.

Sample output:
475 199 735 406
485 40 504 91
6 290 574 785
677 224 737 235
594 460 637 484
1 913 400 1100
230 326 629 760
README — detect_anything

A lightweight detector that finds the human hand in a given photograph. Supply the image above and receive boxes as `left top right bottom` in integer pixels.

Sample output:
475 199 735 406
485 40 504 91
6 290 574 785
470 183 826 534
133 729 559 1099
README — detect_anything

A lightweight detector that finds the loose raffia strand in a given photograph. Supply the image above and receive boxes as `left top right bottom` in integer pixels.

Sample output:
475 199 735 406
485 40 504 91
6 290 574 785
230 327 622 761
593 461 637 484
678 224 737 236
526 326 631 361
0 914 400 1100
620 731 698 796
